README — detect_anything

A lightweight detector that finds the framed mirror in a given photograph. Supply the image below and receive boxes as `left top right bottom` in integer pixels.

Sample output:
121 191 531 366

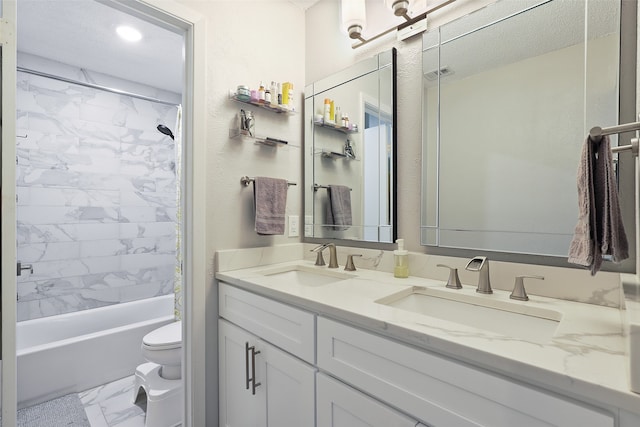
421 0 636 270
304 48 397 243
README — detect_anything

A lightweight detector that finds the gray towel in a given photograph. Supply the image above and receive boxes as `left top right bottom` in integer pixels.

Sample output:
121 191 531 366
253 177 288 235
326 185 352 230
568 135 628 274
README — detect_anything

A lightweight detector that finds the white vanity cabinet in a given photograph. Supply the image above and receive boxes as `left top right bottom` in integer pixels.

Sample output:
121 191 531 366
218 284 316 427
317 372 427 427
317 317 614 427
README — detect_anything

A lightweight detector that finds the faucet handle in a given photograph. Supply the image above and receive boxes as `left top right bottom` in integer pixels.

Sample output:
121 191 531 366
510 275 544 301
436 264 462 289
311 245 327 266
344 254 362 271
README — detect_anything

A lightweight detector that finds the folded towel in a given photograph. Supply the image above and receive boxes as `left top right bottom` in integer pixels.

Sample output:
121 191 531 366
326 185 352 230
568 135 628 274
253 177 288 235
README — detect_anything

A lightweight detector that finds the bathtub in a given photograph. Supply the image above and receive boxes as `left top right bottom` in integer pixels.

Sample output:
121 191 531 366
16 294 175 408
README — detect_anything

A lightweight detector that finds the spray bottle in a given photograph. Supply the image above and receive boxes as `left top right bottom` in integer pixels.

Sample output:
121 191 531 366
394 238 409 278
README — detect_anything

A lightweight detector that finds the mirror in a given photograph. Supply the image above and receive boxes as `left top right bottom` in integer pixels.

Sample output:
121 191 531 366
305 48 396 243
421 0 634 266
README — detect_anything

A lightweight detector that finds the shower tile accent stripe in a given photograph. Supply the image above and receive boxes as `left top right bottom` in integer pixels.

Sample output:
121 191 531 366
16 70 179 322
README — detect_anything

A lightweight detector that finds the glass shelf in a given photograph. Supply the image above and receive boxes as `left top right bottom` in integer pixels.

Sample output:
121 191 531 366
314 119 358 134
317 149 357 160
229 128 298 148
229 92 296 114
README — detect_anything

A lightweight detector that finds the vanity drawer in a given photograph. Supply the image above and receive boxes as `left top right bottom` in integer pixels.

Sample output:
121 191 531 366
317 317 614 427
219 283 315 363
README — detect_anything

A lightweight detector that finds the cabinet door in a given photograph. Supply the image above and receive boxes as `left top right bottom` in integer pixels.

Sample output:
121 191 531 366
219 319 263 427
259 337 316 427
220 319 316 427
317 373 418 427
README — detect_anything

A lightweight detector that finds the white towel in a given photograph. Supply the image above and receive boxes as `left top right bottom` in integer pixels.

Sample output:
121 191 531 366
568 135 628 274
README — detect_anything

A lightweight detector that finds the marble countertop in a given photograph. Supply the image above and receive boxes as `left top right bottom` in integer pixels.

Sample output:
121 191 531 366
216 259 640 415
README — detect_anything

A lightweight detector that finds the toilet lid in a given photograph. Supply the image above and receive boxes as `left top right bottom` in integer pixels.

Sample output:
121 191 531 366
143 321 182 350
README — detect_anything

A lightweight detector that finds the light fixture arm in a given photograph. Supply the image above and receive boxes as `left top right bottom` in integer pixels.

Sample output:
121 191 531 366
352 0 457 49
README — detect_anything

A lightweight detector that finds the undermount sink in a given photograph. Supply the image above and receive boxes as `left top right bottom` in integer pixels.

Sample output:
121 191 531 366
257 265 353 287
376 287 562 344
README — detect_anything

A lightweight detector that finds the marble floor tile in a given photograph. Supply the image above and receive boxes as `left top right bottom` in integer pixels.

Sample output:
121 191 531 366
79 375 148 427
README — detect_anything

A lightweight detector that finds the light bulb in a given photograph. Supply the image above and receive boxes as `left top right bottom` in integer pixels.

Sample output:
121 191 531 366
341 0 366 40
116 25 142 42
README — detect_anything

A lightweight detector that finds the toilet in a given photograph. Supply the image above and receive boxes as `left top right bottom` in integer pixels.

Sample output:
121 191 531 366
133 321 183 427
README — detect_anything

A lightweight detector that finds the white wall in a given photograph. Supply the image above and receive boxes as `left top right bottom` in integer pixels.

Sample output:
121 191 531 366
174 1 306 425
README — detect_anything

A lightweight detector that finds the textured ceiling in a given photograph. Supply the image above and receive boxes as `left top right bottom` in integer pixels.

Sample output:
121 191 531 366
18 0 184 94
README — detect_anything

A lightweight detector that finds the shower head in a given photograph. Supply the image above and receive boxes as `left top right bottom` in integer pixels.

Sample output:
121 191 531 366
157 124 175 140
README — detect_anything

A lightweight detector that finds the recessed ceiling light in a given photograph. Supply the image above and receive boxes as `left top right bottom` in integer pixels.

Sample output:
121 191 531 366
116 25 142 42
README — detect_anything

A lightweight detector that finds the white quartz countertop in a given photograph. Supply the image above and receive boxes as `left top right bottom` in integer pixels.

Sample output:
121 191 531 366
216 259 640 415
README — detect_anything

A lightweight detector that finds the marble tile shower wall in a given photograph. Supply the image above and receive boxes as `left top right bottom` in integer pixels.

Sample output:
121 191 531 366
15 71 179 322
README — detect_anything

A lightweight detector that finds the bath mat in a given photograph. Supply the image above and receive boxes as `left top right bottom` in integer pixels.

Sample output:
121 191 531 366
12 393 90 427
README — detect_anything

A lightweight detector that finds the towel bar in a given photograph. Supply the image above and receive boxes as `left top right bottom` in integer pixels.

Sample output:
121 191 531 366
240 176 297 186
313 184 352 192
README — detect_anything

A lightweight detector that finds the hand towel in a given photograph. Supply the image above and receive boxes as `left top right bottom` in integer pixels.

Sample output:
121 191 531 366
326 185 352 230
253 177 288 235
568 135 628 274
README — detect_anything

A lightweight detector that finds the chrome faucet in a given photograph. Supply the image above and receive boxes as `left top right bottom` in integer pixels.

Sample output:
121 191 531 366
311 243 339 268
465 256 492 294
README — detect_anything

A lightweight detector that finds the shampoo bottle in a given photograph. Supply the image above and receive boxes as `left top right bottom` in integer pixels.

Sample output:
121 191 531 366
394 239 409 278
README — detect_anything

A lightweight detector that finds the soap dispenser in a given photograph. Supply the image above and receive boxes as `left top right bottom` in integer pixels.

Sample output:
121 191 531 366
394 239 409 278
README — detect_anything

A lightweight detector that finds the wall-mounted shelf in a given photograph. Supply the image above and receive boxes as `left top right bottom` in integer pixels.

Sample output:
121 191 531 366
317 149 357 160
314 119 358 134
229 91 295 114
229 128 297 148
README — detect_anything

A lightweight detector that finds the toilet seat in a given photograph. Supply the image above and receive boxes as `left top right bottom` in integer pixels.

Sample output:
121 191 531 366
142 321 181 350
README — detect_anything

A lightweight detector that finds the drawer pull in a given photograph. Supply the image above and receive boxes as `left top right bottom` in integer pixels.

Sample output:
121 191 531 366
245 342 251 390
250 345 261 395
245 341 261 395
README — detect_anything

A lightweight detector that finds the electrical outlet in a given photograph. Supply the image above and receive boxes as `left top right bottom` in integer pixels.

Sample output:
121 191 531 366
304 215 313 236
288 215 299 237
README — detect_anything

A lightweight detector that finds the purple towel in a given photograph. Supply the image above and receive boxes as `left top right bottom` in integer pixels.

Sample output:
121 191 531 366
253 177 288 235
326 185 352 230
568 135 628 274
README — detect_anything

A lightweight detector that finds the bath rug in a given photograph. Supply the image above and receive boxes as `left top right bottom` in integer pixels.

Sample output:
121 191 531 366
13 393 90 427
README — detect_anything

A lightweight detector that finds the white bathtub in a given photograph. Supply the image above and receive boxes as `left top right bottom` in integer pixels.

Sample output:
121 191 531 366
16 295 175 408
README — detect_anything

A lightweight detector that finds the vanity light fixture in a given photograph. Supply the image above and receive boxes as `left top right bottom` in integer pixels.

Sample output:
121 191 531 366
116 25 142 42
341 0 367 41
349 0 457 49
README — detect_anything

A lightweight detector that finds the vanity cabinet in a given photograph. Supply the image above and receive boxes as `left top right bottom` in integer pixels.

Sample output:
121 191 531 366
317 317 614 427
218 281 619 427
219 320 315 427
218 284 316 427
317 372 426 427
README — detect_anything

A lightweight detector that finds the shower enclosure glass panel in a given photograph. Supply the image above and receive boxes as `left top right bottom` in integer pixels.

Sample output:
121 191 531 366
15 70 180 321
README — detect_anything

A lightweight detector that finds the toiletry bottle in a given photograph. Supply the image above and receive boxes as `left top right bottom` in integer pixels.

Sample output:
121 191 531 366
329 100 335 123
282 82 290 106
277 82 282 105
270 81 277 106
258 81 265 102
265 88 271 104
335 107 342 127
323 98 331 123
394 239 409 278
288 83 294 109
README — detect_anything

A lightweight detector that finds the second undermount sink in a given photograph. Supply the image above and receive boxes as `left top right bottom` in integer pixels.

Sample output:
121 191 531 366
376 287 562 344
257 265 353 287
